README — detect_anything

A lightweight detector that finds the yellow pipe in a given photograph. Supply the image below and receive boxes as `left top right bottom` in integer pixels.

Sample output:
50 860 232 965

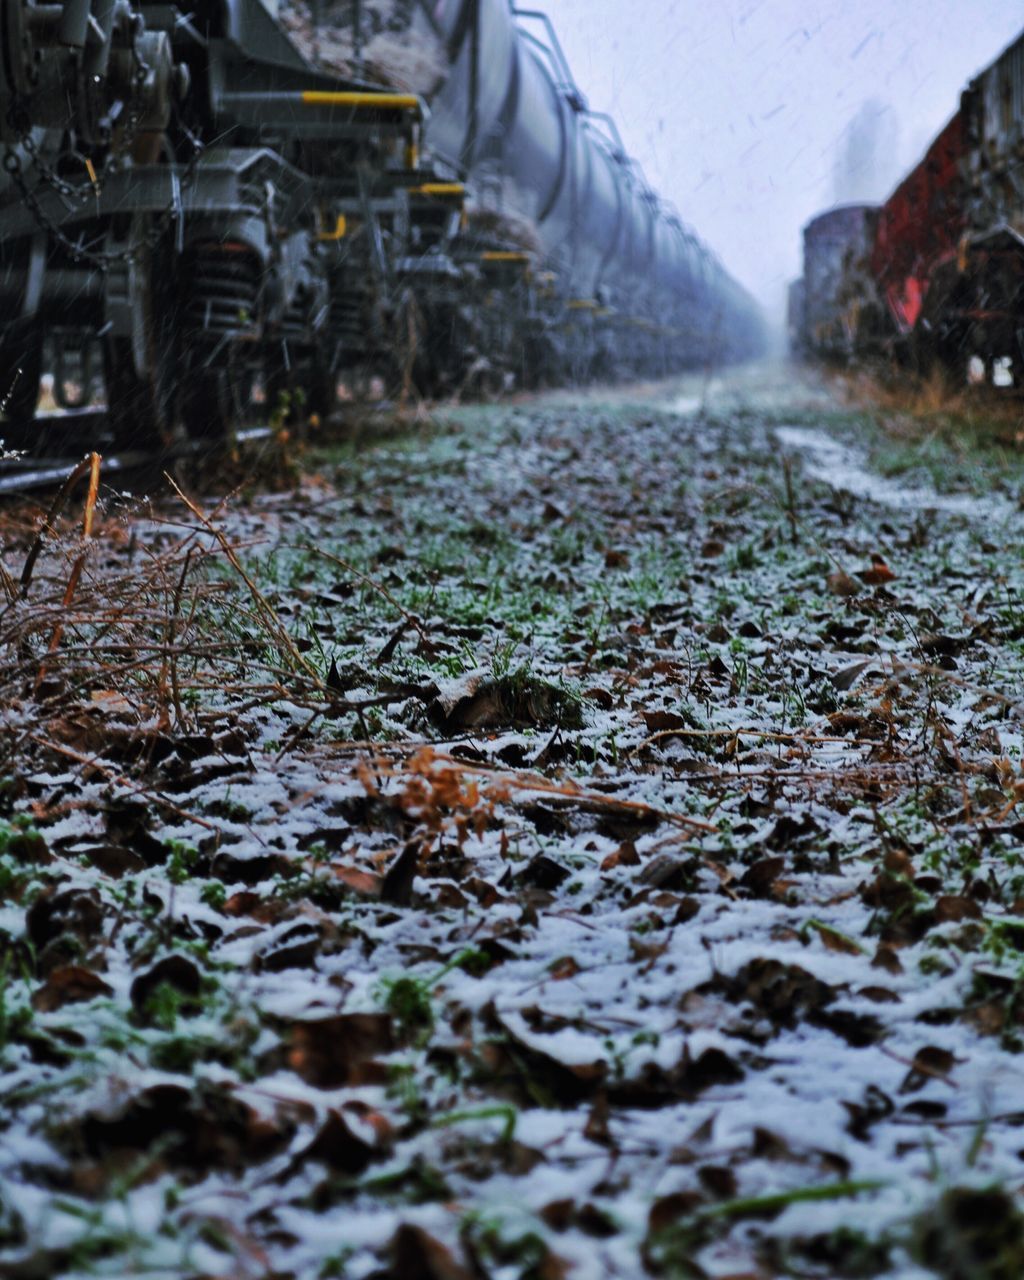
301 91 422 111
317 214 348 241
567 299 598 311
482 251 530 263
411 183 465 197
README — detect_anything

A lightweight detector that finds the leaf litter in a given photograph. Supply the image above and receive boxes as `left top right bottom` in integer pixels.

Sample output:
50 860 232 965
2 371 1024 1276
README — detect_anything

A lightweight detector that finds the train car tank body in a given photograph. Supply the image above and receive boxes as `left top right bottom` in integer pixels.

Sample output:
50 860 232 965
801 204 877 360
295 1 762 369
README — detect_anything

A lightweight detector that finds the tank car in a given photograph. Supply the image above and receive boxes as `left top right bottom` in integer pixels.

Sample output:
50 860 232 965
786 278 805 356
957 28 1024 385
0 0 765 451
799 204 877 361
300 2 765 387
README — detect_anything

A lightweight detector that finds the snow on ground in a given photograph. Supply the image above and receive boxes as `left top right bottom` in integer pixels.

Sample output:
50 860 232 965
2 366 1024 1278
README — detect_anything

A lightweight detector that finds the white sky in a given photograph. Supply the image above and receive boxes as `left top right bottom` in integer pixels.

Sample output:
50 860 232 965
539 0 1024 319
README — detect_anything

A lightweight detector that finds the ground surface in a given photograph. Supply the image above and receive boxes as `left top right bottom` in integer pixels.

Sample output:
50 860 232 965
3 366 1024 1278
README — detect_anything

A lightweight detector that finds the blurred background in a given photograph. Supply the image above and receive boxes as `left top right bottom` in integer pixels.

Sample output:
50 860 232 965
544 0 1024 318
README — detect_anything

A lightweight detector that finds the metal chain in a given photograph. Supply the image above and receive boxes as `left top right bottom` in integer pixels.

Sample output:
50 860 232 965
1 26 204 269
3 134 202 269
11 21 152 203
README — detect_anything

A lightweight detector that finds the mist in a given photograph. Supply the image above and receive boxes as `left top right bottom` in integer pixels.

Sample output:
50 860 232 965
832 98 901 206
542 0 1023 319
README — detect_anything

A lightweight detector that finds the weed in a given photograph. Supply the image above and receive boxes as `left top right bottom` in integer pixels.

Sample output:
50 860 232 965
199 881 227 910
319 1248 355 1278
729 541 759 572
202 791 253 823
460 1208 552 1275
380 974 435 1047
0 816 47 862
432 1104 517 1144
0 950 33 1058
646 1180 887 1278
909 1184 1024 1280
165 839 200 886
377 947 488 1046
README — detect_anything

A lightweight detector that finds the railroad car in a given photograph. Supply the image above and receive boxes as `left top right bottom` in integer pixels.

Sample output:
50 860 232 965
870 112 967 368
800 204 877 361
0 0 765 453
786 277 805 355
956 28 1024 384
796 24 1024 386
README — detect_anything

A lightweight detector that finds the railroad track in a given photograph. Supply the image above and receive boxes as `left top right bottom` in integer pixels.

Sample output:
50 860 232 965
0 414 275 496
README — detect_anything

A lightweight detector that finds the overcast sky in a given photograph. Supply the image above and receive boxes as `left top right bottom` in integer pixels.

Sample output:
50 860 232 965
540 0 1023 320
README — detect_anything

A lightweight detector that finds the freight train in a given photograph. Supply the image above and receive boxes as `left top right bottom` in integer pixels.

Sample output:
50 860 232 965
0 0 765 452
793 26 1024 389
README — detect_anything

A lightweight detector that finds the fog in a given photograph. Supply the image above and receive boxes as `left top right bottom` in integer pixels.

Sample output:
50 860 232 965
542 0 1023 319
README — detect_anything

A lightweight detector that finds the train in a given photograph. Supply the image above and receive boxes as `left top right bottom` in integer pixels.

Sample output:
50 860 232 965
0 0 766 452
792 25 1024 389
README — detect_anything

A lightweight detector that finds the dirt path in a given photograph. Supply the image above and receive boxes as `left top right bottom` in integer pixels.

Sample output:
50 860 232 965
2 366 1024 1279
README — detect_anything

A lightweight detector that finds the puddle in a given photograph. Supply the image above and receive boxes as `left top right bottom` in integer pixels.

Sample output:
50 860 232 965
774 424 1020 523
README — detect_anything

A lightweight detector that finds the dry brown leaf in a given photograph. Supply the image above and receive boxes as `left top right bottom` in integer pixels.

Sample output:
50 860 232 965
33 965 113 1012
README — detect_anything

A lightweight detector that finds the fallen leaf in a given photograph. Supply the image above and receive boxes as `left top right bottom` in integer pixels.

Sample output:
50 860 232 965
297 1105 392 1175
585 687 614 710
900 1045 958 1092
549 955 581 980
288 1013 394 1088
831 659 874 691
642 710 693 735
805 918 865 956
331 864 383 897
647 1190 706 1236
600 841 641 871
33 965 113 1012
856 555 896 585
517 854 571 890
740 856 787 898
384 1224 475 1280
826 569 860 596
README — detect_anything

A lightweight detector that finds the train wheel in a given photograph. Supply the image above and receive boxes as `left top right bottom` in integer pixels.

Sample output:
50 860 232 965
182 362 246 441
0 325 42 452
104 334 178 451
103 219 179 450
309 354 338 421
